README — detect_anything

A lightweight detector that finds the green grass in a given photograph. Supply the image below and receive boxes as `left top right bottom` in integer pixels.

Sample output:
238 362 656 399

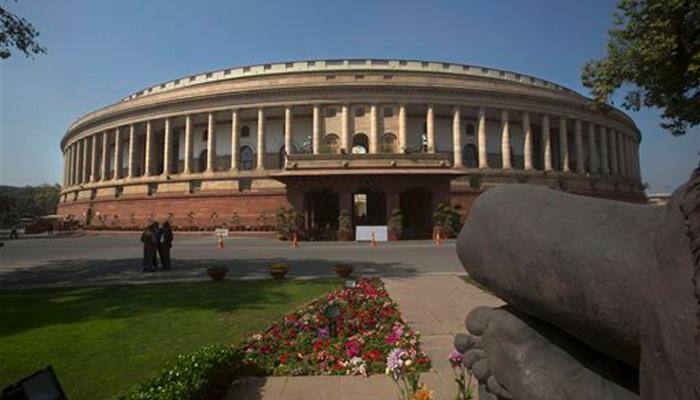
0 279 339 400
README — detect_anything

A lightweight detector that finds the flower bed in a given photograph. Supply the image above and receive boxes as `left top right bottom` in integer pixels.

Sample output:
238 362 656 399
241 277 431 376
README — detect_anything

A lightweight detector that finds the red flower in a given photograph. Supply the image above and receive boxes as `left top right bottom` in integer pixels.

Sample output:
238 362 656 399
364 349 383 362
279 353 289 364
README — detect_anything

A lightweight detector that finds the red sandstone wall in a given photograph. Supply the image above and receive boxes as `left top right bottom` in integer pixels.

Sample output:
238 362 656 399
58 191 290 230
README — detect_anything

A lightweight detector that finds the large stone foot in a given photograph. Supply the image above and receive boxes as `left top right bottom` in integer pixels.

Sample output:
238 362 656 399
455 306 639 400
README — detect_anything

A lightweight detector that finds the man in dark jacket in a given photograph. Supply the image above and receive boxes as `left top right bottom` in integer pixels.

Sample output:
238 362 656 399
140 223 158 272
158 221 173 270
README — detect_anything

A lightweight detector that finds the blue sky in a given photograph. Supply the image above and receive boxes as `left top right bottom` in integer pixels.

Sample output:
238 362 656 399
2 0 697 192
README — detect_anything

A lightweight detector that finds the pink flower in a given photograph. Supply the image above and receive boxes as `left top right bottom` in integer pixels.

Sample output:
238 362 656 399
345 340 361 358
448 348 463 367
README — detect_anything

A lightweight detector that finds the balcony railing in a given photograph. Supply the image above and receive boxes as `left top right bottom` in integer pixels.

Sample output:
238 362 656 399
284 152 453 170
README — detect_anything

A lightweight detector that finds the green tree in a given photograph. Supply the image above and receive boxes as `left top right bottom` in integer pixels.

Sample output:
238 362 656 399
581 0 699 135
0 1 46 59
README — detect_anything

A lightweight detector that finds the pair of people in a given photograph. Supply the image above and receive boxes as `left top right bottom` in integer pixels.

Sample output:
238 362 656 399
140 221 173 272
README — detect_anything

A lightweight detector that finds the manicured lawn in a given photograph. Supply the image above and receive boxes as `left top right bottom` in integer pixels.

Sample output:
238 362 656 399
0 279 339 400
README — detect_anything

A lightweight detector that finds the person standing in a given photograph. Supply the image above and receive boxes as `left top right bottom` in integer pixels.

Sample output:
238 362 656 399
140 224 158 272
159 221 173 270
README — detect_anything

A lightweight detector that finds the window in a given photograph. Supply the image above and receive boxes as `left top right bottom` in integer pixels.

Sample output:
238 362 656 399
240 146 254 170
352 134 369 154
324 134 340 154
462 144 478 168
325 107 337 118
383 107 394 118
240 125 250 138
465 124 475 136
354 107 365 117
381 133 397 153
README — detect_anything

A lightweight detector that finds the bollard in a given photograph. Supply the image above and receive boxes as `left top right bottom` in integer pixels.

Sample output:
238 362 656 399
291 232 298 248
435 230 442 246
218 236 224 249
370 231 377 248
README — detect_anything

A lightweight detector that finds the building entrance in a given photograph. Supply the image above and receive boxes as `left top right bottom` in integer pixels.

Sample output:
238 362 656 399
352 190 386 226
400 187 434 239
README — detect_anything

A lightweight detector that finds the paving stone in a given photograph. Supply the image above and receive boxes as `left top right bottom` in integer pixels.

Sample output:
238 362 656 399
280 376 341 400
225 376 287 400
339 374 398 400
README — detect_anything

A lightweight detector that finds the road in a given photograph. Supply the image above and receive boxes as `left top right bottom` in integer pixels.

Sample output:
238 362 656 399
0 234 464 288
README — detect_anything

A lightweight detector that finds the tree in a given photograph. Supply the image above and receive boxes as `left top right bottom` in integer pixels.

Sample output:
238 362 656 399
581 0 699 135
0 1 46 59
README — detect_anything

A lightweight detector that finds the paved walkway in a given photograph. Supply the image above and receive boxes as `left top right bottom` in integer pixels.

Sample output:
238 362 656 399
224 275 504 400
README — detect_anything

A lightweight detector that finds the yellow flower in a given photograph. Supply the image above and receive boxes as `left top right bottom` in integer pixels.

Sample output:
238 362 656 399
405 359 413 367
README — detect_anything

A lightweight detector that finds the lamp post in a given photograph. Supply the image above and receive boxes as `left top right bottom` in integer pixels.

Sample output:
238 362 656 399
324 304 341 338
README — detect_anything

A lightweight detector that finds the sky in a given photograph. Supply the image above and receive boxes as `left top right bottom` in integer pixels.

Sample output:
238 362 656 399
1 0 697 193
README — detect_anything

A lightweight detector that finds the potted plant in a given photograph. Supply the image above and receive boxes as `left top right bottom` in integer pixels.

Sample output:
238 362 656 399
387 209 403 241
337 209 353 241
433 201 462 238
267 262 290 280
206 266 228 281
333 263 354 278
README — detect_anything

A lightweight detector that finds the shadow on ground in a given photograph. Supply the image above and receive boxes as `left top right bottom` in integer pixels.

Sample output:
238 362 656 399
0 257 422 289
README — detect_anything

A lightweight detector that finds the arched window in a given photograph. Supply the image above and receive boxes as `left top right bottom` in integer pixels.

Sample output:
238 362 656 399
381 133 397 153
240 146 254 170
462 144 478 168
324 134 340 154
352 134 369 154
240 125 250 138
465 124 475 136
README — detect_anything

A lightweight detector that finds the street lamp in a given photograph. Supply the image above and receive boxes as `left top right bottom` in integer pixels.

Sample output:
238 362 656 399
324 304 341 337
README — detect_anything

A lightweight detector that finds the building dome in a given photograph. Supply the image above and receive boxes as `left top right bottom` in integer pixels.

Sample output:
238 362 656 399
58 59 644 236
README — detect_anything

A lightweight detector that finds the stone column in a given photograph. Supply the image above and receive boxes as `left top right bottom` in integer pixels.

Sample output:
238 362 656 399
426 105 435 153
71 143 77 185
230 110 239 171
574 120 584 173
113 128 121 179
127 124 135 178
559 117 570 172
609 129 618 175
478 107 488 169
206 112 215 173
523 112 533 170
312 105 321 155
587 123 598 173
163 118 171 176
184 115 192 174
285 106 293 158
369 104 378 154
340 104 349 152
622 135 630 177
100 131 108 180
398 104 407 153
65 151 70 187
453 106 463 168
82 138 89 183
75 142 81 184
543 115 552 171
66 146 72 186
600 126 609 174
500 109 511 169
257 108 265 170
90 134 97 182
145 121 153 176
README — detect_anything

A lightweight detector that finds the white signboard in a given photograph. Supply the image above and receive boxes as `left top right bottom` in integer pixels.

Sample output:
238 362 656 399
355 226 388 242
214 228 229 238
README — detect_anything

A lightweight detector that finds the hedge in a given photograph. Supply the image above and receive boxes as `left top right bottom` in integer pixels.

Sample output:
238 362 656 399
116 345 243 400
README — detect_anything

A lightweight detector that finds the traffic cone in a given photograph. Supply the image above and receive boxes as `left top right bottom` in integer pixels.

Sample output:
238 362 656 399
218 236 224 249
436 230 443 246
370 231 377 248
291 232 298 248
